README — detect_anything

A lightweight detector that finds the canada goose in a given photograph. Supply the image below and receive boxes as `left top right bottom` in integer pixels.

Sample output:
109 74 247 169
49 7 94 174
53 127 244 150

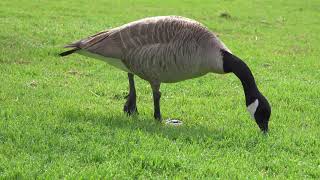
60 16 271 132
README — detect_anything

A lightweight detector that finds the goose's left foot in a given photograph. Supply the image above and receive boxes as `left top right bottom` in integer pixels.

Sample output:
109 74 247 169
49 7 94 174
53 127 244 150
124 73 138 116
123 97 138 115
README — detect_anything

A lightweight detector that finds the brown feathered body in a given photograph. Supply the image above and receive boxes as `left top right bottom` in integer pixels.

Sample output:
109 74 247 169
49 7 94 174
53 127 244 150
64 16 231 83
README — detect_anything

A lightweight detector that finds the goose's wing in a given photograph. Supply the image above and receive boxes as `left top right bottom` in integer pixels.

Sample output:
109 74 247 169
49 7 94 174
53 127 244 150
68 16 217 59
109 16 215 54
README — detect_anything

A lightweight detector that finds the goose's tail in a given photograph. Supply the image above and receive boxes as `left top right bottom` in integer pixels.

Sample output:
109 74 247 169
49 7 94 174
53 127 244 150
59 41 82 56
59 30 110 57
59 48 79 56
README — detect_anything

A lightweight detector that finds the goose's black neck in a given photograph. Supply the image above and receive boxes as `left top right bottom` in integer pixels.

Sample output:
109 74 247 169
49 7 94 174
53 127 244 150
221 50 259 105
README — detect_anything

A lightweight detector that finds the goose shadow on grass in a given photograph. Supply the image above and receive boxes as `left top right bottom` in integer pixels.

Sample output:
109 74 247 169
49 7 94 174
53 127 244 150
63 108 243 145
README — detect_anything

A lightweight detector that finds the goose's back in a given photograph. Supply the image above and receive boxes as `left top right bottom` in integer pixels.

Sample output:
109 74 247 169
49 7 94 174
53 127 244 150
81 16 229 82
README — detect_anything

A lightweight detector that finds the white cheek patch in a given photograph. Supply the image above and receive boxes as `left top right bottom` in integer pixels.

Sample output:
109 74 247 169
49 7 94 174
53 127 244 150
247 99 259 120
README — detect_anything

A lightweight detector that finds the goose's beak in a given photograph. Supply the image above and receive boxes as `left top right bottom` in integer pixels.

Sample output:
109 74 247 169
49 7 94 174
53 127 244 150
262 129 268 134
258 122 268 133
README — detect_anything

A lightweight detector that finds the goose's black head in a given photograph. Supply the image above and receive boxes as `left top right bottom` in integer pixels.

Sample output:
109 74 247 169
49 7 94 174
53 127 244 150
247 93 271 133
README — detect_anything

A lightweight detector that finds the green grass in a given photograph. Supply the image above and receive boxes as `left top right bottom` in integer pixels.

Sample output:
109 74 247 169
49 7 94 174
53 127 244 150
1 0 320 178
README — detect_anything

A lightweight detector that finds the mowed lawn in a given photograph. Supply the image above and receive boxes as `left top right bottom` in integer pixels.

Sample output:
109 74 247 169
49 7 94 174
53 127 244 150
1 0 319 178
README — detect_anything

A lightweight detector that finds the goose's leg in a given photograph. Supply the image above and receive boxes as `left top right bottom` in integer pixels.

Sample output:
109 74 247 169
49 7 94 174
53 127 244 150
124 73 138 115
151 82 162 121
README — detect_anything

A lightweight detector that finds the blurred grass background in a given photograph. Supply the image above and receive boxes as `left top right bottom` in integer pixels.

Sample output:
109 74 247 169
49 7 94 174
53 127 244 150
0 0 319 178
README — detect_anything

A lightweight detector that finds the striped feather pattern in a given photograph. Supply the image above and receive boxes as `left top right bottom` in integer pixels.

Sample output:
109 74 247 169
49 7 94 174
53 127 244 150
65 16 231 83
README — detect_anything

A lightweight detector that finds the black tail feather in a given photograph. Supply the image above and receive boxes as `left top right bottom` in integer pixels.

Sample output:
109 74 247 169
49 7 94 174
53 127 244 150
59 48 79 56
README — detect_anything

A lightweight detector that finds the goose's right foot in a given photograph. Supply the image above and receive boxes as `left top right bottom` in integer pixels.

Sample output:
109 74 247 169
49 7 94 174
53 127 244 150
154 112 162 122
123 99 138 115
123 95 138 116
151 82 162 122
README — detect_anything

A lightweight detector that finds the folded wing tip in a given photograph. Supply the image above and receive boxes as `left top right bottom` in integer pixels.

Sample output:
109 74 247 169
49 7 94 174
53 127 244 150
59 48 79 57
